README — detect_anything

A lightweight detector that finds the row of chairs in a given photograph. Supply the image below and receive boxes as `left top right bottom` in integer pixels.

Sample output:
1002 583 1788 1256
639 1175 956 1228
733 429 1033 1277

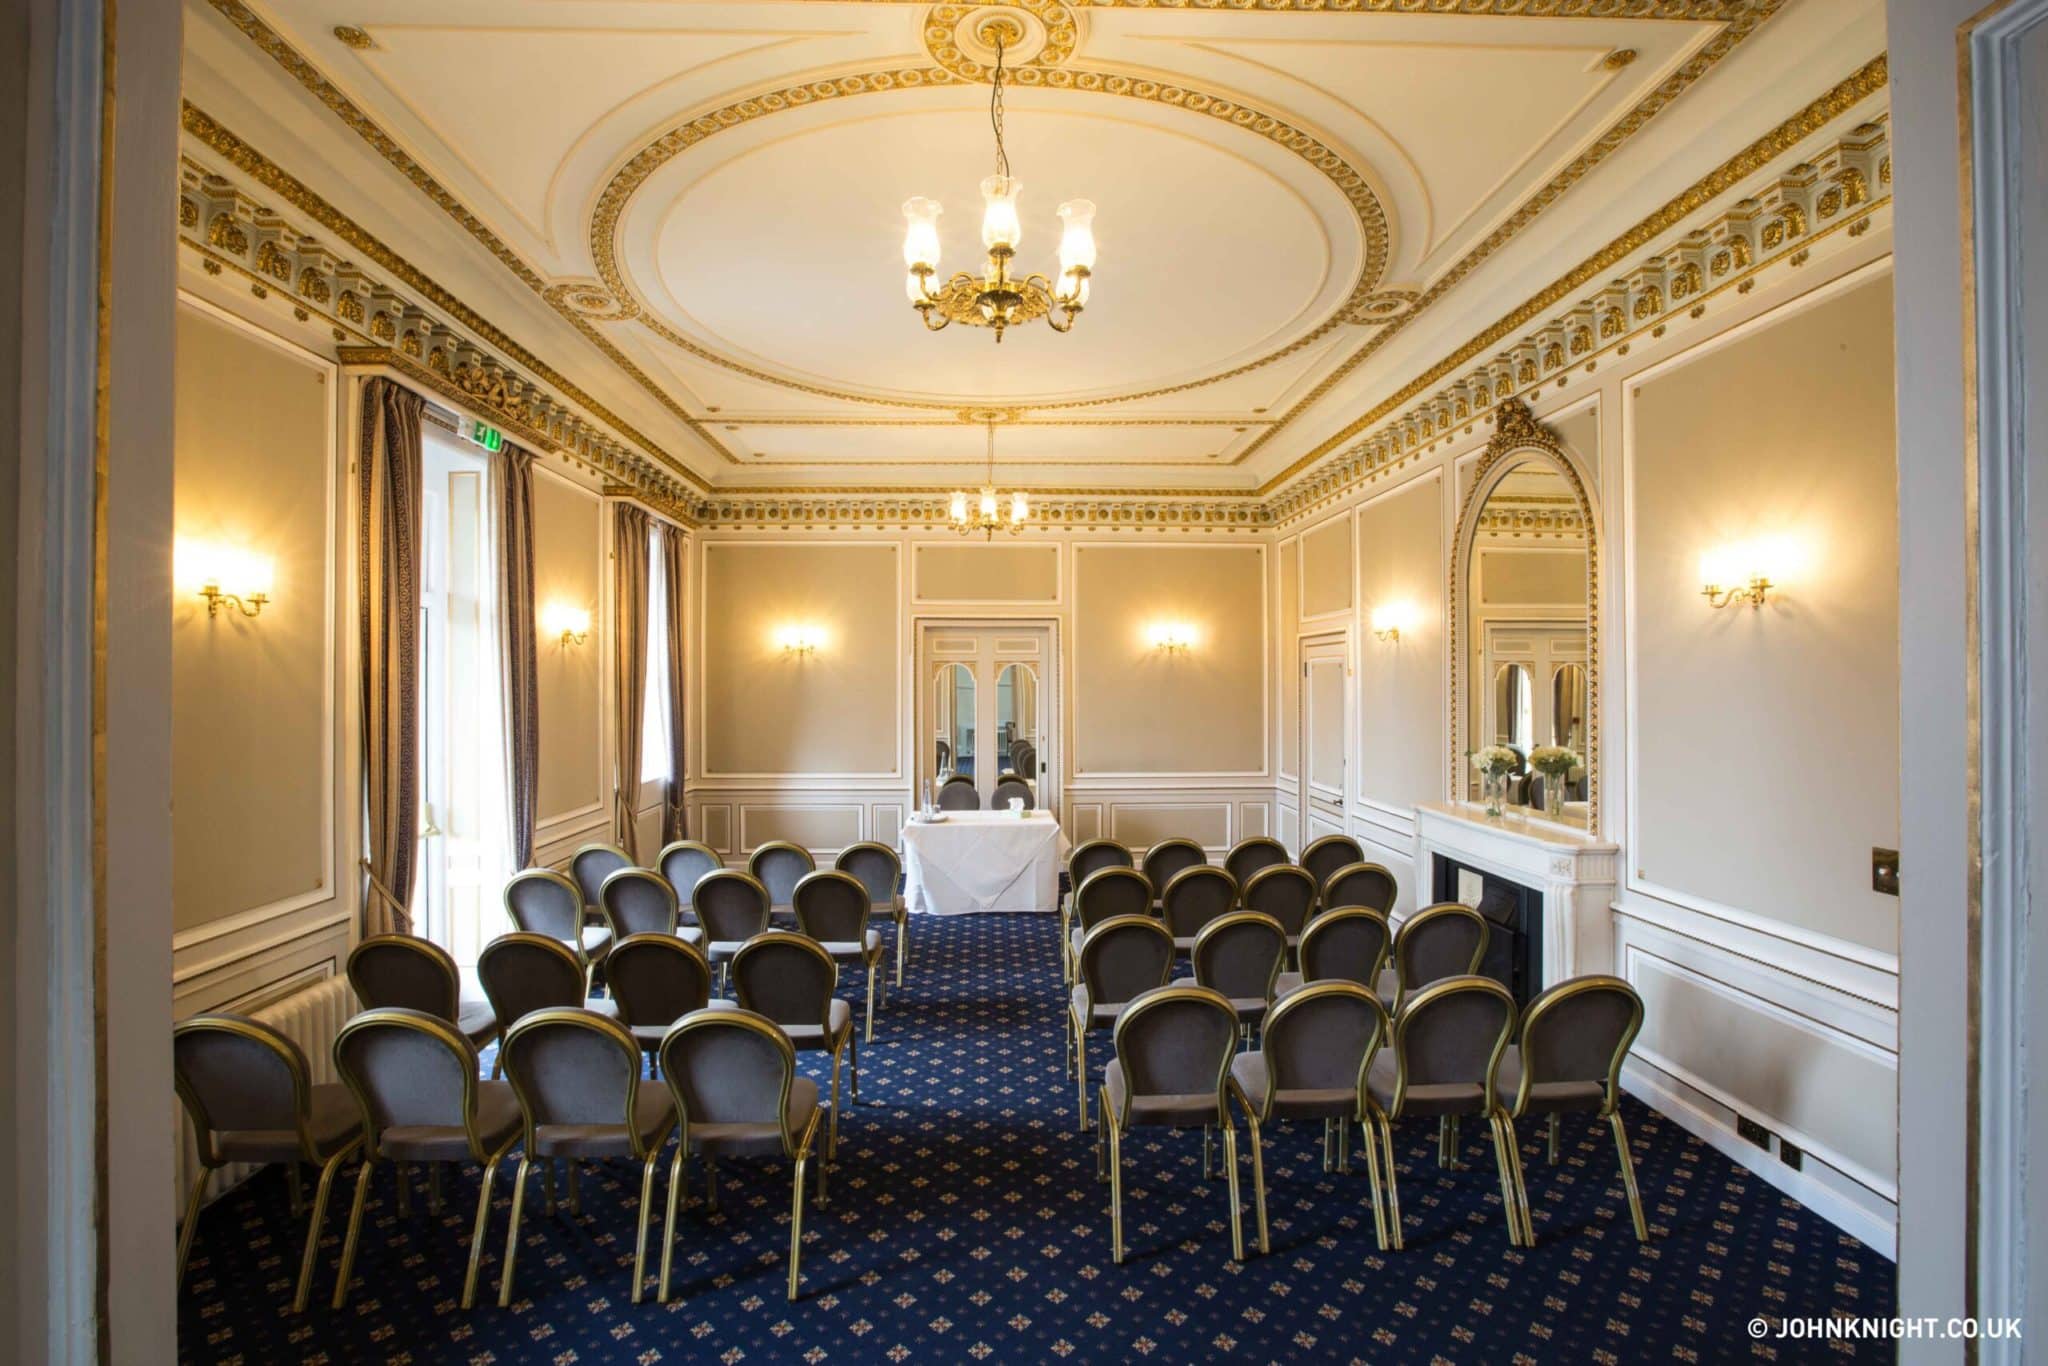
935 773 1034 811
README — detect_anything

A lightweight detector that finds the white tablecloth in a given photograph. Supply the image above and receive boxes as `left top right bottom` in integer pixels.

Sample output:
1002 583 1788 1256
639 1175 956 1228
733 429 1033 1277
901 811 1069 915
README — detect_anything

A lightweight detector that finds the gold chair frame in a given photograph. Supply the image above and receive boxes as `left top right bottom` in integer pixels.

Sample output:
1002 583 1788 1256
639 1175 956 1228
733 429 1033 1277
835 840 912 987
793 868 886 1042
746 840 817 917
1389 901 1490 1013
1064 912 1174 1131
504 867 608 995
1317 859 1400 914
731 930 857 1158
598 866 682 939
1060 839 1136 982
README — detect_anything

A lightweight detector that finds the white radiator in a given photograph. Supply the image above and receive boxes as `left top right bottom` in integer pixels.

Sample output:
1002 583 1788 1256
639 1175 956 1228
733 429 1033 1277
175 974 358 1211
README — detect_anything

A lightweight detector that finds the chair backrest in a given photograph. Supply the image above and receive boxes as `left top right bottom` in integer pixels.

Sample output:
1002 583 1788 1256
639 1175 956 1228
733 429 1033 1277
1141 838 1207 891
791 869 871 944
834 842 902 908
938 778 980 811
1249 982 1389 1119
1386 976 1516 1115
332 1008 483 1155
570 843 634 908
747 842 816 907
500 1008 659 1157
1241 865 1317 939
935 737 951 773
1012 740 1036 777
1298 907 1392 989
504 868 587 943
1321 861 1399 915
1067 839 1134 890
600 867 679 939
658 1008 804 1156
1161 865 1239 941
1108 985 1238 1123
606 934 713 1030
1299 835 1365 893
1223 837 1289 887
658 840 723 907
693 870 772 943
1510 976 1643 1115
477 933 588 1030
172 1013 311 1159
992 777 1034 810
1076 916 1174 1008
731 932 838 1031
1073 867 1154 933
1393 903 1490 1010
1190 911 1286 1002
347 934 460 1020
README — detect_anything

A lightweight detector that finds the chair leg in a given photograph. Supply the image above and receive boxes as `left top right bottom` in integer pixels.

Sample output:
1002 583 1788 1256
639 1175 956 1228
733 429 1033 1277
850 1029 860 1103
632 1153 660 1304
1487 1114 1521 1247
331 1156 377 1310
1321 1119 1333 1174
428 1161 444 1214
176 1165 211 1286
828 1046 844 1160
895 910 908 987
287 1162 305 1217
1105 1091 1124 1263
544 1160 557 1216
291 1143 356 1313
498 1157 533 1307
1075 1030 1089 1131
567 1160 582 1216
1337 1117 1351 1174
1547 1112 1561 1165
1358 1111 1390 1252
461 1154 506 1310
1504 1117 1536 1246
788 1140 813 1302
706 1159 719 1212
1246 1113 1269 1256
658 1146 689 1303
396 1161 411 1218
865 962 878 1043
1375 1113 1404 1252
1222 1123 1244 1262
1203 1126 1214 1180
1610 1111 1649 1241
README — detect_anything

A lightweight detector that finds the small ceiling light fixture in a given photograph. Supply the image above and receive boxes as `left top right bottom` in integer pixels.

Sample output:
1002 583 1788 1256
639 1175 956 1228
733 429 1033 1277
951 418 1029 538
1371 602 1417 642
543 603 591 645
902 21 1096 343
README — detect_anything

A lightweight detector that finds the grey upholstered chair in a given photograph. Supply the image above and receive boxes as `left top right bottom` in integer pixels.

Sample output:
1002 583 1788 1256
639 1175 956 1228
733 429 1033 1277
1098 984 1246 1263
1241 864 1318 953
1161 864 1240 954
1141 838 1207 907
836 842 910 986
938 775 980 811
1223 836 1289 888
173 1013 364 1311
570 842 635 913
730 932 856 1158
346 934 498 1056
1011 739 1036 778
504 868 613 991
496 1008 677 1305
1321 861 1399 915
1495 975 1648 1246
600 866 705 945
1364 975 1521 1250
1298 835 1365 895
657 840 723 910
747 841 815 918
1061 840 1135 979
1181 911 1287 1031
655 1008 826 1303
935 737 951 775
992 776 1034 810
1066 867 1155 981
1390 902 1490 1013
693 870 772 984
1275 907 1392 999
792 869 885 1042
330 1008 523 1309
1229 982 1393 1254
606 933 716 1069
1066 913 1173 1130
478 933 616 1044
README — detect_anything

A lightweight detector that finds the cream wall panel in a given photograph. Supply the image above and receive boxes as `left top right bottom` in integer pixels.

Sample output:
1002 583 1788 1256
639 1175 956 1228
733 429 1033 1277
1355 472 1445 818
172 305 333 932
737 804 864 852
1278 538 1300 780
1300 516 1353 619
696 804 734 855
1110 802 1230 850
700 543 900 776
1073 544 1265 775
913 543 1060 602
1628 274 1898 953
1477 548 1586 605
533 469 604 823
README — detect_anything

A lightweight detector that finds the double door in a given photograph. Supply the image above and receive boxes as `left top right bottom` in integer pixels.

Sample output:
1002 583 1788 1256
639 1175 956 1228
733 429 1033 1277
918 623 1055 812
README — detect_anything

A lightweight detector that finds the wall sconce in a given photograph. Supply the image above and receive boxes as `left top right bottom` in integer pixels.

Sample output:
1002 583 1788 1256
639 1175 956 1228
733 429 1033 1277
543 602 591 646
777 625 824 657
1146 622 1195 655
176 538 273 619
1370 602 1418 642
1699 538 1789 610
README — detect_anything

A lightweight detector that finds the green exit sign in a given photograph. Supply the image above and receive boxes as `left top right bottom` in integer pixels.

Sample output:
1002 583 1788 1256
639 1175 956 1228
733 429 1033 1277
466 418 504 453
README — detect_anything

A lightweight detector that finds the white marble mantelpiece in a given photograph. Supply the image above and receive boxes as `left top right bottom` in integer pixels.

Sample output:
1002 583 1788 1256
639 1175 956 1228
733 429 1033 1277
1410 802 1622 986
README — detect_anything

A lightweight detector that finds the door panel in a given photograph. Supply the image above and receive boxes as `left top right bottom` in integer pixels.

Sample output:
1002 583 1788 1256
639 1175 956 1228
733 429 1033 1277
1299 634 1350 842
919 623 1055 812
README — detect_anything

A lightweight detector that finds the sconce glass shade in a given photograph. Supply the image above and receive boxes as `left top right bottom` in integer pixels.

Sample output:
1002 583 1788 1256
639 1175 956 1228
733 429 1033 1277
902 197 943 272
979 175 1023 252
979 487 1000 521
1056 200 1096 273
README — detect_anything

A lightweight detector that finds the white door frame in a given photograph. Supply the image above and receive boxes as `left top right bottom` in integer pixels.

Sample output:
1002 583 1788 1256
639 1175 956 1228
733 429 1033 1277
913 616 1061 814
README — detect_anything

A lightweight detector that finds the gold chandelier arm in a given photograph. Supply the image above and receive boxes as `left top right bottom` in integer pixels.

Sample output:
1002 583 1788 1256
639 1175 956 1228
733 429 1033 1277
916 306 952 332
1043 308 1076 334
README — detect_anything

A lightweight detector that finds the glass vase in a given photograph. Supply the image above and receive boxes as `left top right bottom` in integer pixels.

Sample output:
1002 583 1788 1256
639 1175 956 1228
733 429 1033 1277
1482 773 1506 819
1543 773 1565 819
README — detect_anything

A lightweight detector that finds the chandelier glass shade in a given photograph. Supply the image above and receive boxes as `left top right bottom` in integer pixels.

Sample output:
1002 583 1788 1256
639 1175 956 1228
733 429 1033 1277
902 32 1096 342
952 421 1028 537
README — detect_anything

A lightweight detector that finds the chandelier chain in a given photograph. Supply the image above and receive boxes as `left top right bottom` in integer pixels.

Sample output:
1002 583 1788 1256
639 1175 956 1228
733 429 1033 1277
989 36 1009 182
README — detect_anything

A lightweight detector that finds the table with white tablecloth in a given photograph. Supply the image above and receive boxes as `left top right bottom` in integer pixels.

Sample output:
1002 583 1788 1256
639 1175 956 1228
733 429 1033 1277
901 811 1069 915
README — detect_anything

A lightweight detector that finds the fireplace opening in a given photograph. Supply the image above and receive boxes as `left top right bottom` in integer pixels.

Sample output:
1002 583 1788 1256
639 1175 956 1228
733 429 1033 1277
1430 855 1544 1008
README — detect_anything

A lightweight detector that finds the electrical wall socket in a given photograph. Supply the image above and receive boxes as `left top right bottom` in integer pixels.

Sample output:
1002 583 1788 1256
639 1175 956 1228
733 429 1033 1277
1779 1140 1804 1172
1736 1115 1772 1150
1872 847 1900 896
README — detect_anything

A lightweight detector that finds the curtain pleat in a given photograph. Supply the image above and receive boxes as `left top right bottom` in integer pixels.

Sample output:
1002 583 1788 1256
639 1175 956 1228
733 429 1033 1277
612 504 652 860
357 377 424 937
495 442 541 869
659 521 689 843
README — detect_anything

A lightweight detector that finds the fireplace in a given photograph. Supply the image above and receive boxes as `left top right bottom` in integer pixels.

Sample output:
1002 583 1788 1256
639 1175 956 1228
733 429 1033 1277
1432 853 1544 1008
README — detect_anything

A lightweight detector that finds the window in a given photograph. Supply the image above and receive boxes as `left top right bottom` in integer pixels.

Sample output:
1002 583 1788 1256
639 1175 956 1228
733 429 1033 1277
641 530 671 784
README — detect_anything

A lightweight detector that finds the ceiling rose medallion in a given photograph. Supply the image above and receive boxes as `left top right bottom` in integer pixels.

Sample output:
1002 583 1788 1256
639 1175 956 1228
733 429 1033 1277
902 17 1096 343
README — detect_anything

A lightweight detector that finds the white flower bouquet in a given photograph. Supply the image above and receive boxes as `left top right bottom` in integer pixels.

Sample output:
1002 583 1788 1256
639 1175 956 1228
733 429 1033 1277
1528 745 1579 779
1470 745 1521 778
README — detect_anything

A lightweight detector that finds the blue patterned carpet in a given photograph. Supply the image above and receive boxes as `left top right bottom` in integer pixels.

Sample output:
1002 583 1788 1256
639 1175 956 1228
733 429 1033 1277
178 913 1893 1363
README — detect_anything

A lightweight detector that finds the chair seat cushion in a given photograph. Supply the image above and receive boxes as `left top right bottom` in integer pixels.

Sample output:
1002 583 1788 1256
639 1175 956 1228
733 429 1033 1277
777 997 852 1047
457 1000 498 1047
1230 1052 1355 1122
1171 937 1198 955
1169 977 1267 1024
686 1077 820 1158
528 1081 677 1159
1102 1059 1224 1129
1067 984 1122 1030
1365 1051 1486 1119
706 941 747 962
1273 971 1304 999
818 930 881 960
582 926 613 960
379 1080 521 1161
1493 1048 1608 1115
678 927 705 946
214 1081 362 1164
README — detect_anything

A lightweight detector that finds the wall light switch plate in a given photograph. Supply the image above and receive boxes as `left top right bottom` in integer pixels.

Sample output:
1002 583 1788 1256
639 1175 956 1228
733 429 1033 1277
1872 847 1900 896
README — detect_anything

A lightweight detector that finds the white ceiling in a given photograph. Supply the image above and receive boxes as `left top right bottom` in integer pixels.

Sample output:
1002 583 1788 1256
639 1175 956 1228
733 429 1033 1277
184 0 1860 493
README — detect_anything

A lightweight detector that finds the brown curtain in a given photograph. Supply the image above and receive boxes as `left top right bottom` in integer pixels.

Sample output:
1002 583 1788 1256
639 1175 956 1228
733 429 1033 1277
495 442 540 869
357 377 424 936
658 520 689 843
611 504 652 860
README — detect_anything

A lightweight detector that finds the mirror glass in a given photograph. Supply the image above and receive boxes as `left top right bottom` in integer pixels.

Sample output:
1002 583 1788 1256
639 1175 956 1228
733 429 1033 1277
1463 455 1590 826
996 663 1038 787
935 663 975 781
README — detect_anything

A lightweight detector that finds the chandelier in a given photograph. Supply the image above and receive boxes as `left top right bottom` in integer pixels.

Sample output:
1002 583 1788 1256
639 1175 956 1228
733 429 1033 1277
951 419 1028 537
901 25 1096 343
